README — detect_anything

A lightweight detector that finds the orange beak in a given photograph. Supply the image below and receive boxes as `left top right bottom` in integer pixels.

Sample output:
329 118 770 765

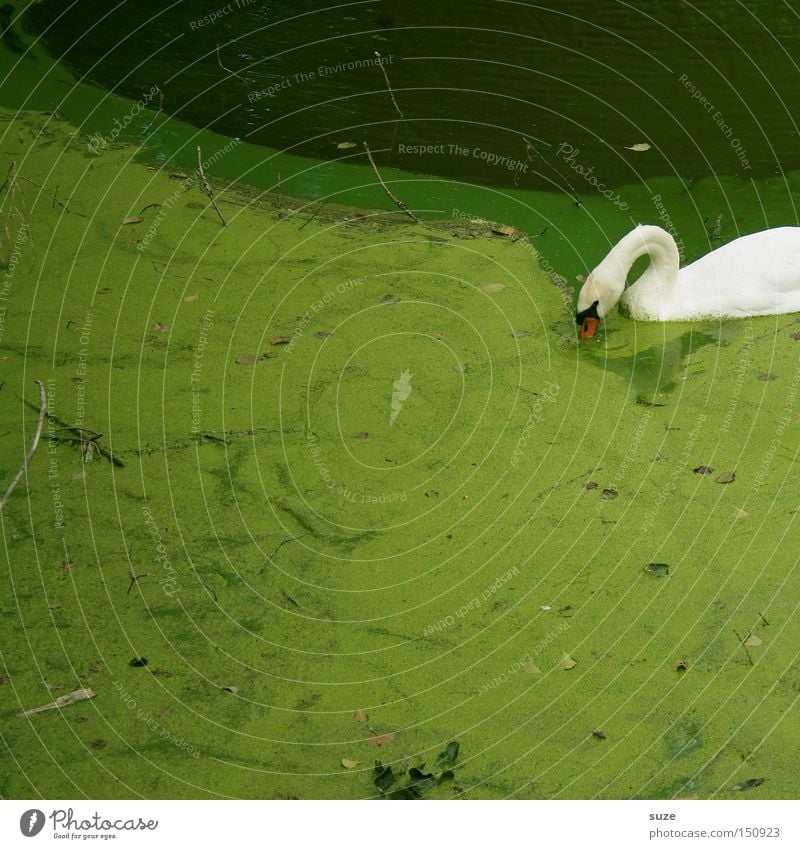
580 316 599 339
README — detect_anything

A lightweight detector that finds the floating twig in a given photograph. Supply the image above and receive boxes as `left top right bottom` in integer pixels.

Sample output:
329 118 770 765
21 688 96 717
374 51 402 118
733 630 754 666
0 380 46 512
363 142 418 223
524 137 580 206
215 43 248 86
196 146 227 227
298 201 326 230
0 161 32 266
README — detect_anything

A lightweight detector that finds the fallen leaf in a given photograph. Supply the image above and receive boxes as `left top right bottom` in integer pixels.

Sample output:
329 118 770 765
583 481 599 490
732 507 749 519
125 239 140 246
353 709 368 723
152 322 168 333
159 707 172 718
512 329 533 338
480 282 507 293
693 465 714 475
373 765 396 792
743 633 763 647
170 172 190 180
380 293 399 305
592 728 607 740
601 488 618 500
48 600 62 609
368 731 395 747
435 741 460 769
221 685 239 694
269 336 291 345
408 766 436 793
716 471 736 484
673 657 689 671
731 778 764 791
491 224 516 236
146 165 158 172
235 354 262 365
337 142 357 149
183 293 200 302
625 143 651 151
122 215 144 225
355 432 369 440
129 657 149 668
341 758 361 769
524 661 541 674
791 332 800 341
645 562 669 576
314 329 332 338
758 372 777 381
560 652 577 670
453 363 466 373
576 273 586 284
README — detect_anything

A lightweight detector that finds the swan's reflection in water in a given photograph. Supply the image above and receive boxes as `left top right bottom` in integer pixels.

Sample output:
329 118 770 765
581 323 739 404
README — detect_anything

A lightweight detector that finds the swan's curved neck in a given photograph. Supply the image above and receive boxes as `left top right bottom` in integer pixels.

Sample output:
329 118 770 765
600 225 680 296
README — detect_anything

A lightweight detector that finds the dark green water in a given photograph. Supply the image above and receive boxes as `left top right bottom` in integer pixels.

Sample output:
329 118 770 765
21 0 800 187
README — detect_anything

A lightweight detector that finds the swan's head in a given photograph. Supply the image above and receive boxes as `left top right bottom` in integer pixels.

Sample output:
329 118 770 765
575 270 624 338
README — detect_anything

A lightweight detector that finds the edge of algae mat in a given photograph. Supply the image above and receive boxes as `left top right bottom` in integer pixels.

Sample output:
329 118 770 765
1 108 799 800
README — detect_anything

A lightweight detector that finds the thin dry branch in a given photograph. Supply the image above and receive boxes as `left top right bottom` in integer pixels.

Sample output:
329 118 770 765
0 380 47 512
363 142 418 223
196 146 227 227
374 51 403 118
215 44 248 86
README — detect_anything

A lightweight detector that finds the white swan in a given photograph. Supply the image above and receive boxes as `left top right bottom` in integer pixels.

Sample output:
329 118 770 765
576 224 800 338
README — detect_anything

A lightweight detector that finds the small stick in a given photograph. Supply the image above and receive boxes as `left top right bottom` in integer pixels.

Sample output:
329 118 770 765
156 84 165 113
363 142 418 223
758 612 770 626
0 380 46 511
733 630 754 666
524 136 580 206
196 146 227 227
374 51 403 118
215 44 248 86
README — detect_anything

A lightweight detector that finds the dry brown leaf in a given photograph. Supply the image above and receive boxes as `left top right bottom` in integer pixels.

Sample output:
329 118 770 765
743 633 763 647
732 507 749 519
337 142 357 150
367 731 395 747
222 685 239 694
491 224 516 236
583 481 599 490
560 652 577 670
153 323 168 333
269 336 291 345
480 282 507 294
693 465 714 475
601 488 618 500
341 758 361 768
183 293 200 303
673 657 689 671
48 600 62 610
592 728 607 740
524 661 541 674
123 215 144 225
353 709 368 723
355 432 369 440
314 329 332 338
625 143 651 152
235 354 261 365
716 471 736 484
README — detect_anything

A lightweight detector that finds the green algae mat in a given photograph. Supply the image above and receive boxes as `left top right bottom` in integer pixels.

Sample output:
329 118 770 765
1 109 799 800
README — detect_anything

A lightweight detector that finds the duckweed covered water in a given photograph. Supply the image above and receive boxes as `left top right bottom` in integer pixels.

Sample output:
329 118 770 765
1 107 799 800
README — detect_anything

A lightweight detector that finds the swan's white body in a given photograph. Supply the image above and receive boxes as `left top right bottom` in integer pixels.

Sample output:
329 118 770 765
577 224 800 323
